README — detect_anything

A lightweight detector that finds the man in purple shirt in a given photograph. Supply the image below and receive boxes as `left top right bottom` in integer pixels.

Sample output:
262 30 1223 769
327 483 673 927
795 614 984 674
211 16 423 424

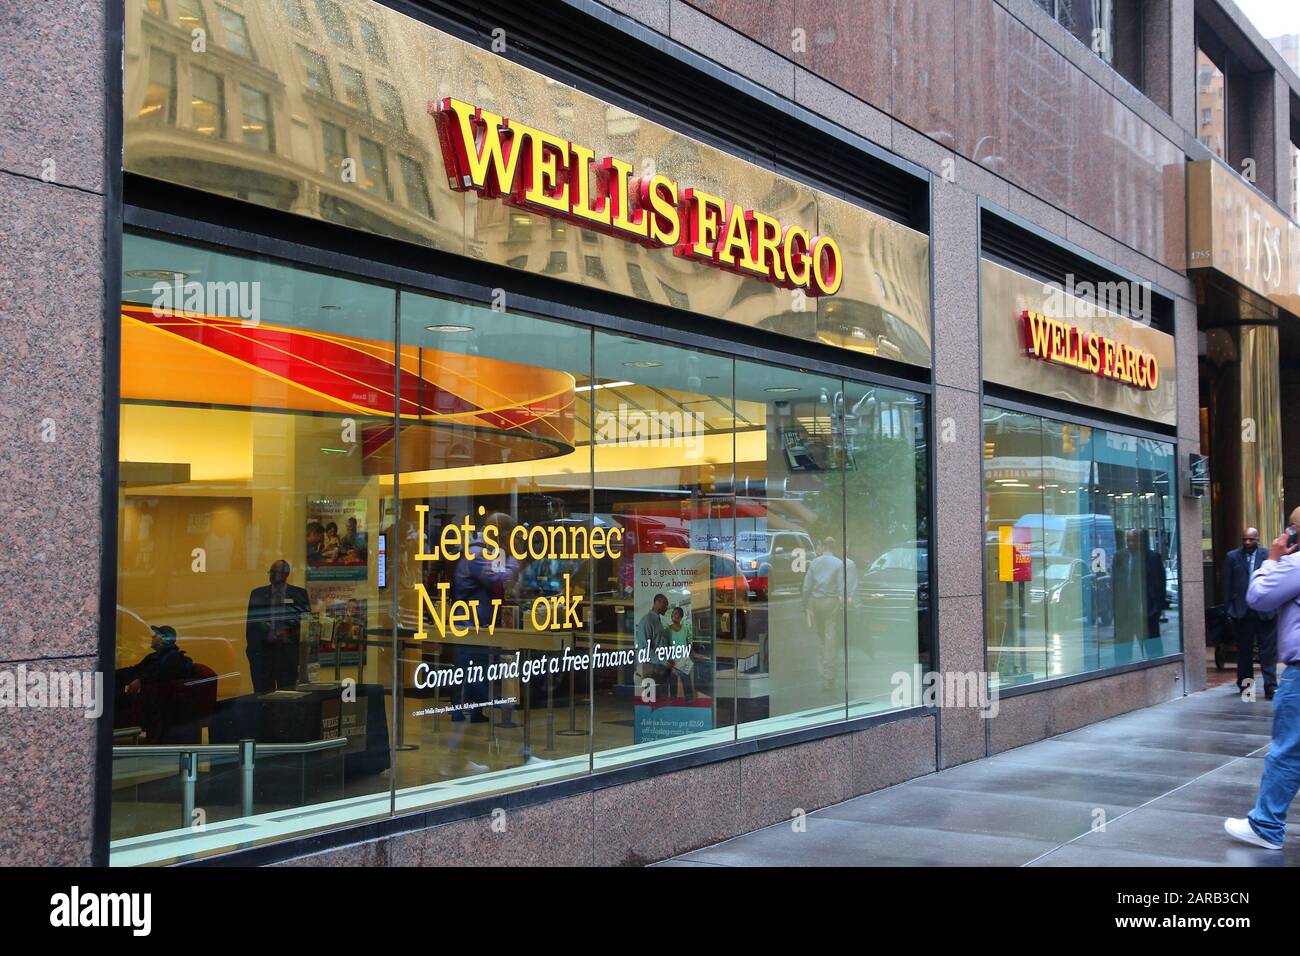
1225 507 1300 850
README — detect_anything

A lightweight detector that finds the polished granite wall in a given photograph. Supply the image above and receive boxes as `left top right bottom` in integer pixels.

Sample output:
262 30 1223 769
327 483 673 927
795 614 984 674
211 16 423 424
0 0 107 865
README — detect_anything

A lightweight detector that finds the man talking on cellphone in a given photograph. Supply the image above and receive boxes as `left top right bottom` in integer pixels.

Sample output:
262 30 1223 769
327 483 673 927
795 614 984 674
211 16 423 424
1225 508 1300 850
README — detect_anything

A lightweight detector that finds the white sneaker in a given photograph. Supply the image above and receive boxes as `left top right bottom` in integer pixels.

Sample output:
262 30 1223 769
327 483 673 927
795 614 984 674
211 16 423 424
522 754 551 767
1224 817 1282 850
463 759 489 774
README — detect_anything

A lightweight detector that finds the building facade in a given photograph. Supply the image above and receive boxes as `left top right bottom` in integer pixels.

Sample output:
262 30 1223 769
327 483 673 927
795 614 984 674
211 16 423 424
2 0 1299 866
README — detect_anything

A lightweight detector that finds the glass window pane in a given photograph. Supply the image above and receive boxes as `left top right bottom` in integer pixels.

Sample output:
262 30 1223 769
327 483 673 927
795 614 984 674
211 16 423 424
591 333 737 769
984 407 1049 688
359 18 387 63
1136 437 1180 659
340 65 369 114
1197 49 1226 159
239 85 273 151
218 6 254 59
843 383 929 715
358 137 390 199
1040 420 1098 677
734 360 847 737
112 234 397 864
174 0 207 34
278 0 313 32
399 154 432 218
315 0 352 48
375 79 405 130
140 48 176 124
190 66 225 138
392 293 595 812
297 45 332 97
321 120 346 176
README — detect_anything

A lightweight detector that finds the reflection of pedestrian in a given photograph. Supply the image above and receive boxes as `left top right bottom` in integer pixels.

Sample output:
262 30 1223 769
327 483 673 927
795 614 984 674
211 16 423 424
1112 530 1144 665
803 537 845 688
1224 528 1277 697
246 560 311 692
444 513 522 776
1225 512 1300 850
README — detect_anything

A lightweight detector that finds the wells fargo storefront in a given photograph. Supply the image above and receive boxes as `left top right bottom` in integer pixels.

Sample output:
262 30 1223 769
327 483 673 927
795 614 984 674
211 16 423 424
108 0 936 863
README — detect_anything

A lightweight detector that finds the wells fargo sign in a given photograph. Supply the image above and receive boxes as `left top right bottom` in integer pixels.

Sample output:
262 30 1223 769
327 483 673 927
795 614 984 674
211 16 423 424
1020 310 1160 391
433 98 844 296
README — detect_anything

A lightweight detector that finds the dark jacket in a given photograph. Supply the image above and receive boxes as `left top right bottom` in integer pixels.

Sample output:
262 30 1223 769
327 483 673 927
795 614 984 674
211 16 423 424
1224 546 1275 621
1113 546 1166 635
120 643 195 686
246 583 312 658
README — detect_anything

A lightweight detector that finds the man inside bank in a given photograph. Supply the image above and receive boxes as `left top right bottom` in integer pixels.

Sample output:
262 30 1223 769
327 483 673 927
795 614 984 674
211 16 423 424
246 559 312 693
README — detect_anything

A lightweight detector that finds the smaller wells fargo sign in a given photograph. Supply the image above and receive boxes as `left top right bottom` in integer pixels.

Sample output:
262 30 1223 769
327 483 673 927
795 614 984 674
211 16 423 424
1020 310 1159 392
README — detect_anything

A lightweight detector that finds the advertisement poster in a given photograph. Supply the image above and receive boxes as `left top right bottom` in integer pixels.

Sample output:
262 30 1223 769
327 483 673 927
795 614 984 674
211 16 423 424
306 496 369 583
633 551 712 742
306 584 368 669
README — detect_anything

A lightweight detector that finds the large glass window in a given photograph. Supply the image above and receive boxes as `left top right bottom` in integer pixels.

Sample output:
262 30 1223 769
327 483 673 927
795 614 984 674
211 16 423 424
1197 48 1226 159
110 233 931 863
113 234 397 864
984 406 1180 689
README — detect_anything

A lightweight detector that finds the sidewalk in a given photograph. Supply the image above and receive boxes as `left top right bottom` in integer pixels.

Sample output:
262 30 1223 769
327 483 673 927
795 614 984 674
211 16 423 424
659 682 1299 867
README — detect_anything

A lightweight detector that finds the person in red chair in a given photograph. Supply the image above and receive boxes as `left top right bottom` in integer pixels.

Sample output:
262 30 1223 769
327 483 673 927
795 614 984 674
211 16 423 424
115 625 197 741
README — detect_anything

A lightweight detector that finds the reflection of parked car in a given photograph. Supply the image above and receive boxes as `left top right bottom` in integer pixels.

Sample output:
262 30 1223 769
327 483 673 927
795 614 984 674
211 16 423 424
856 544 928 630
1030 559 1113 626
736 530 815 598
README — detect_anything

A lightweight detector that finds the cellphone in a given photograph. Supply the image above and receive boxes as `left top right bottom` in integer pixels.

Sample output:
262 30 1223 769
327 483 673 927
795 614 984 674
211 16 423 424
1289 526 1299 549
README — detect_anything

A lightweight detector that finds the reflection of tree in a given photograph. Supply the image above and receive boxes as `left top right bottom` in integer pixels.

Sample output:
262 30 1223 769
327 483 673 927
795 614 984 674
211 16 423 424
834 434 924 564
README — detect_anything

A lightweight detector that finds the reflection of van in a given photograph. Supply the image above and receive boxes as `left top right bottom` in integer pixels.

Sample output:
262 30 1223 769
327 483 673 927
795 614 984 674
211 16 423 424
1014 514 1116 568
735 530 815 598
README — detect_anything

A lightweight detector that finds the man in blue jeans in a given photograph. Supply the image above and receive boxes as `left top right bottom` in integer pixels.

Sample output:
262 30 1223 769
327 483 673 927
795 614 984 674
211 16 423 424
1225 507 1300 850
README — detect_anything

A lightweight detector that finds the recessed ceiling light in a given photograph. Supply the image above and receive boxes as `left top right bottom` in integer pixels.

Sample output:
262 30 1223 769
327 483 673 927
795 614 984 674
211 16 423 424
623 360 662 368
765 386 800 393
426 324 474 333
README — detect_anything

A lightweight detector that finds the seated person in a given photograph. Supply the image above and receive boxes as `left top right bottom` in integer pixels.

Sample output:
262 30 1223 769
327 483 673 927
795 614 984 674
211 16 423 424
115 625 196 739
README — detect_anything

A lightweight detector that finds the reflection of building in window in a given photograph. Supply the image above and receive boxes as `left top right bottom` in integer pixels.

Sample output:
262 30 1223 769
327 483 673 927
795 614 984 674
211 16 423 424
398 155 433 218
358 17 387 63
659 280 689 311
191 67 225 138
174 0 207 36
375 79 405 130
145 0 166 17
1195 48 1225 159
626 263 651 299
543 251 568 275
584 255 607 282
240 85 274 151
507 211 532 241
359 137 391 199
278 0 314 33
321 120 347 176
315 0 353 48
140 48 176 124
297 45 333 97
340 65 370 113
218 6 255 60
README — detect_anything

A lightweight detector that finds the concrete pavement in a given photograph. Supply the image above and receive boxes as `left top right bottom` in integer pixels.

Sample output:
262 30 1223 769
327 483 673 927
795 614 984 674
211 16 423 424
659 682 1299 866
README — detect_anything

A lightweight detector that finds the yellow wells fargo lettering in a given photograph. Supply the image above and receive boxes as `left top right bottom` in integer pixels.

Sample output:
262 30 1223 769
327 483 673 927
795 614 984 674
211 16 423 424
1020 310 1159 391
432 97 843 296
